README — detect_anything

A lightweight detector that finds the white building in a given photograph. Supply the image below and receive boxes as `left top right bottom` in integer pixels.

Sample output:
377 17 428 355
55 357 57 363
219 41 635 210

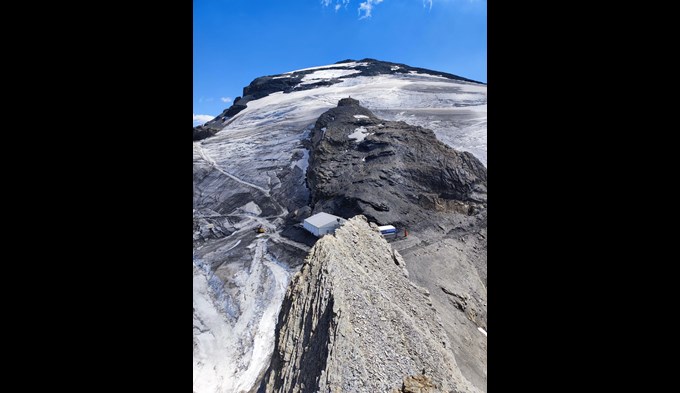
377 225 396 236
303 212 346 237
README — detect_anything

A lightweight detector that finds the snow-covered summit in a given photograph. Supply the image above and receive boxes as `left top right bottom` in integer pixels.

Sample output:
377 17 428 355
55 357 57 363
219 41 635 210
194 59 486 166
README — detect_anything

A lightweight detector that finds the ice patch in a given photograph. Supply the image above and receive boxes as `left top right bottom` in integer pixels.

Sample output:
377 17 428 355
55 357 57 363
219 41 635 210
283 61 369 74
348 126 372 143
407 70 452 81
238 201 262 216
298 78 331 86
284 62 358 73
193 264 232 393
289 148 309 172
193 240 292 393
301 69 361 82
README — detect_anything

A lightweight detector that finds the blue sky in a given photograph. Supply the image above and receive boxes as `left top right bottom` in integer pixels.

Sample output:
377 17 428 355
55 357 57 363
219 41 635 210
194 0 486 125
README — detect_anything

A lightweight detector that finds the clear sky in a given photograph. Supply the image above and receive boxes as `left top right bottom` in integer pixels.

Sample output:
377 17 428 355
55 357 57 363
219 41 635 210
194 0 486 125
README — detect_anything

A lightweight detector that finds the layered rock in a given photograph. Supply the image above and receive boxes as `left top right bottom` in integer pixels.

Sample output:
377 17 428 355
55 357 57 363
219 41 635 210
259 216 479 393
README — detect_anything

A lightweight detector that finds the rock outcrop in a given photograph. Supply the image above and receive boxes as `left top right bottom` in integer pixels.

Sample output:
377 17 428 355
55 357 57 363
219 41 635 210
259 216 479 393
193 60 487 393
301 98 488 389
306 97 487 232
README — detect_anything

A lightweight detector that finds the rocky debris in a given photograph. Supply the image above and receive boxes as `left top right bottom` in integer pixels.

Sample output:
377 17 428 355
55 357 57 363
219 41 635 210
394 218 487 390
259 216 479 393
441 287 486 331
306 97 487 232
392 375 439 393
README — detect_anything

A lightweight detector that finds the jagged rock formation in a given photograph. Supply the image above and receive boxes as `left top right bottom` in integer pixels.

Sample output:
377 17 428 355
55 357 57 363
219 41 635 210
303 98 488 389
260 216 480 393
306 97 486 232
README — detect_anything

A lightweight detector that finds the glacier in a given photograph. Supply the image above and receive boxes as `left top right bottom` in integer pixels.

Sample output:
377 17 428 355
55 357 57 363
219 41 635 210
193 60 486 393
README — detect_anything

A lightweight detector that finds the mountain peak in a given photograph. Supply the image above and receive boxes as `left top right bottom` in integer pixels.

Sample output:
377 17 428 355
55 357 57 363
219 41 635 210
193 59 484 142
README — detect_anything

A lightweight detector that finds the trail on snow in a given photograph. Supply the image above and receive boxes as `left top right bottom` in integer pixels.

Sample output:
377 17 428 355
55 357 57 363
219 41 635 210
195 142 272 197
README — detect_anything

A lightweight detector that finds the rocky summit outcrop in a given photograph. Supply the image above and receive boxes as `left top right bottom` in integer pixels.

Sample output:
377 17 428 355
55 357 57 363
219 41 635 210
259 216 479 393
306 97 487 232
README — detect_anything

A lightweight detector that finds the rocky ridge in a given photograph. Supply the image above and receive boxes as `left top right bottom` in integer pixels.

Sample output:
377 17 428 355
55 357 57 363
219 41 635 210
300 98 488 389
306 97 486 232
259 216 480 393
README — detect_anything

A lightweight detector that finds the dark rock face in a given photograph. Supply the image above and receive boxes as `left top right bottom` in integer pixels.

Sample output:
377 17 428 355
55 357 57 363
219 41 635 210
243 75 304 99
192 125 216 141
192 59 485 141
224 103 247 117
305 98 487 232
192 104 248 141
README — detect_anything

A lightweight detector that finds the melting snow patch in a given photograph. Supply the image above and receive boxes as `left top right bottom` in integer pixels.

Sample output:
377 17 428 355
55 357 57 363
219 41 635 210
478 327 487 337
407 70 452 81
298 78 330 86
348 126 373 143
193 240 293 393
284 62 362 73
289 148 309 172
238 201 262 216
301 69 361 82
353 114 369 119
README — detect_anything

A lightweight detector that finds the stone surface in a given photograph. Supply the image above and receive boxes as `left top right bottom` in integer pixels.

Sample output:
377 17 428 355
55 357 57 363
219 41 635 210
259 216 480 393
301 98 488 390
306 97 486 233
